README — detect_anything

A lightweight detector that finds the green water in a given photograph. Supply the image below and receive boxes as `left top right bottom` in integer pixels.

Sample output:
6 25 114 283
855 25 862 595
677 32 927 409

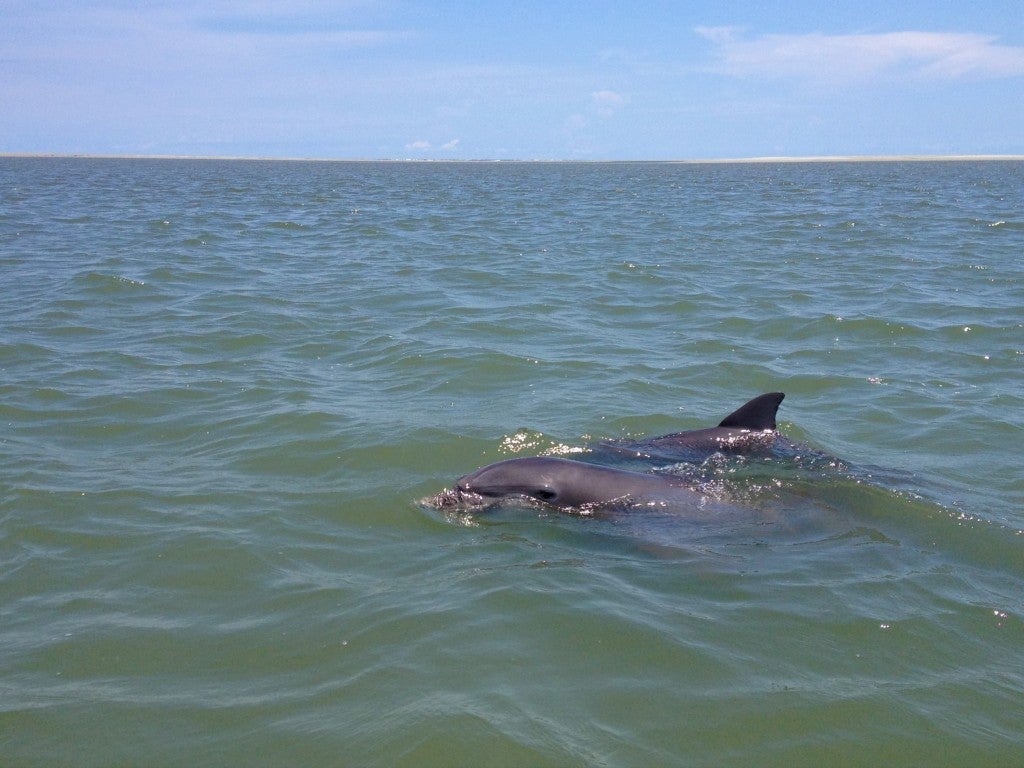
1 157 1022 766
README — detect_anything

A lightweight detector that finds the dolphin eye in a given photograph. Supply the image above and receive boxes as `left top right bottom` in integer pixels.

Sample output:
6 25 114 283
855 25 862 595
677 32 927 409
533 489 557 502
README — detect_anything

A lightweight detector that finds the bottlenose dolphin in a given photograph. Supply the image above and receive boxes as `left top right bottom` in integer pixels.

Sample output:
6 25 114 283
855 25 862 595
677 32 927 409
447 456 705 511
600 392 786 461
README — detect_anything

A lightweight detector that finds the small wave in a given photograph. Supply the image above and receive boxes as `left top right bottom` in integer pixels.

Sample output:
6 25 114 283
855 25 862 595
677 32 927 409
74 272 147 290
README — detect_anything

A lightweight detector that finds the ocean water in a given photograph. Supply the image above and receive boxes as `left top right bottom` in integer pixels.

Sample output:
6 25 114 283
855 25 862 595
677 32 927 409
1 157 1022 766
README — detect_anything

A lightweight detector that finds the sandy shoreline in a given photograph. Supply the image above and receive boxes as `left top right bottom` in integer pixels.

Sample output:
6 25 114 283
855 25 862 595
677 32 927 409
681 154 1024 164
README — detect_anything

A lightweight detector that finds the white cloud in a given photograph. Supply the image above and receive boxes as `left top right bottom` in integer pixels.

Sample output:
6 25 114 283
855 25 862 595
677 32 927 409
404 138 459 153
564 114 588 130
697 28 1024 84
695 26 739 46
592 89 627 116
191 0 415 47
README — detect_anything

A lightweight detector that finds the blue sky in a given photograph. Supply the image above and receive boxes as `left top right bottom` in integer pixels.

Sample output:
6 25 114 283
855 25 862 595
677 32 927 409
3 0 1023 159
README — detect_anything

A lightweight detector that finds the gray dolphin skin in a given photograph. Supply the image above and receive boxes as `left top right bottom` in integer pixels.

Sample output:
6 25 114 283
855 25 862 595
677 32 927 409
452 456 699 510
601 392 786 461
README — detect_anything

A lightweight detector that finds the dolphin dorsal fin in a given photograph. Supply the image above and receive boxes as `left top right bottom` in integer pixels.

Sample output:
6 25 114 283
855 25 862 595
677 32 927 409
717 392 784 430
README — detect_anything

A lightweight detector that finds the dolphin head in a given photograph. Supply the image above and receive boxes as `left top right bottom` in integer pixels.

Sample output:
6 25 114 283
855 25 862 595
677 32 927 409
451 455 680 509
454 457 566 506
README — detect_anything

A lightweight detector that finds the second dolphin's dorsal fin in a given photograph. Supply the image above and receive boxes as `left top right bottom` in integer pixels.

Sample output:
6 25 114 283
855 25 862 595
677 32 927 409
717 392 785 430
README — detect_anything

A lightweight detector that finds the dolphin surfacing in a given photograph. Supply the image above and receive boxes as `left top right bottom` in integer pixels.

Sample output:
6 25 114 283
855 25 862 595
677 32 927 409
445 456 703 511
600 392 786 461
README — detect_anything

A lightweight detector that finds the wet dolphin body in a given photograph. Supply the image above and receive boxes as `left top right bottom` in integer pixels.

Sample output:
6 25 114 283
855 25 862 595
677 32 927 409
601 392 787 461
450 456 704 511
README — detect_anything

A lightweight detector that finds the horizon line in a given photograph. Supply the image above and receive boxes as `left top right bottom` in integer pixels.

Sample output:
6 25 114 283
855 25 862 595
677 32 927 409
3 152 1024 164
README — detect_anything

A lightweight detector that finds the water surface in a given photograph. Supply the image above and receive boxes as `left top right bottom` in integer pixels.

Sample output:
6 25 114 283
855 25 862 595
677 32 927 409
1 158 1022 766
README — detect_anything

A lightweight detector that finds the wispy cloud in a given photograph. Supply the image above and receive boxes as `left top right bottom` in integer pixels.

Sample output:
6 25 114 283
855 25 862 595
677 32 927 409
592 89 627 116
404 138 460 153
198 19 413 47
193 1 412 45
697 28 1024 84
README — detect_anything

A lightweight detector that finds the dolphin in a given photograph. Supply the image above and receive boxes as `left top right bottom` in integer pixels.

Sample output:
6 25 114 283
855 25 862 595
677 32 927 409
599 392 787 461
445 456 706 511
